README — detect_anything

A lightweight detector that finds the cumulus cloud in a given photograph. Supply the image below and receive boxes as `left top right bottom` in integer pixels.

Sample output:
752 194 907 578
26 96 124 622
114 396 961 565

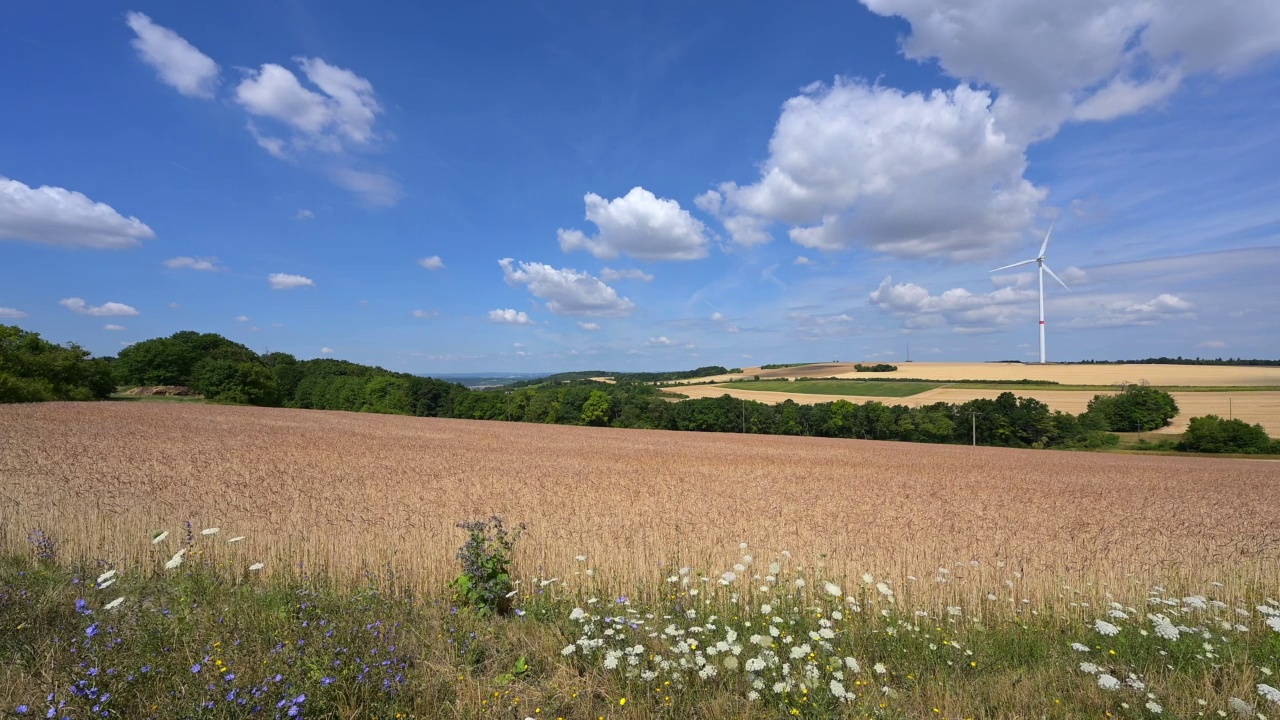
706 80 1045 261
499 258 635 317
268 273 314 290
488 308 534 325
294 209 315 220
235 58 381 148
163 256 222 271
411 309 439 318
646 336 674 346
870 276 1036 333
1062 293 1196 329
557 187 709 261
0 307 29 319
234 315 250 322
0 176 155 249
600 267 654 282
577 321 601 331
793 256 814 266
860 0 1280 140
125 12 220 99
103 324 126 331
418 255 445 271
320 347 333 354
59 298 140 317
711 312 724 322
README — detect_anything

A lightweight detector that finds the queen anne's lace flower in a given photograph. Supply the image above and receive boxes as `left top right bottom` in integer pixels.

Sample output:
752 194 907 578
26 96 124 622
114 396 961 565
1094 619 1120 636
1097 674 1121 690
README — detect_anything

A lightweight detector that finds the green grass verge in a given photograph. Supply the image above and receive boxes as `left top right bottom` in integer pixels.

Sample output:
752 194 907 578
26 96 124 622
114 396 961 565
719 380 940 397
3 548 1277 719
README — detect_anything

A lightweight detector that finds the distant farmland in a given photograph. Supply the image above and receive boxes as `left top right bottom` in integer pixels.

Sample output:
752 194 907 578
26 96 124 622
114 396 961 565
719 379 939 397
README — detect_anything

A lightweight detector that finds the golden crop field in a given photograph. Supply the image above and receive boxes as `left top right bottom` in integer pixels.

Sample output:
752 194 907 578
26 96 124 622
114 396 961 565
673 384 1280 434
3 402 1278 611
742 361 1280 386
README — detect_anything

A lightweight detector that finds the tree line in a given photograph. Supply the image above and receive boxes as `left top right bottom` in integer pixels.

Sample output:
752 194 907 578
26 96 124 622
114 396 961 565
3 325 1275 454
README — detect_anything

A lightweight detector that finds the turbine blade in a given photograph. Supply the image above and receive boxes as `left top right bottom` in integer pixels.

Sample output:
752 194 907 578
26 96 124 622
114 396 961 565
1043 264 1071 292
990 258 1036 273
1038 221 1056 258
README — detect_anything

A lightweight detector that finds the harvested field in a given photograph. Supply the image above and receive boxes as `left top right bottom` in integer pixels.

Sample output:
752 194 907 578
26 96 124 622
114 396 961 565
674 384 1280 434
3 402 1279 609
731 361 1280 386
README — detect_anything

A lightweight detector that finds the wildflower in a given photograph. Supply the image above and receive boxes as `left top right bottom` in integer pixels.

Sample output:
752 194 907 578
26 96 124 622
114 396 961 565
1093 620 1120 637
227 536 245 543
561 645 575 656
569 608 587 621
164 548 186 570
618 698 626 706
794 578 805 589
1259 683 1280 705
151 530 169 544
1267 616 1280 633
829 679 848 699
745 658 766 672
16 706 30 716
861 573 874 584
873 663 886 674
844 657 860 672
320 677 334 686
85 623 99 638
875 582 893 598
104 597 124 611
248 563 264 571
95 569 116 585
201 527 219 536
192 664 202 674
824 582 842 597
1071 643 1090 652
721 571 737 585
1097 674 1120 691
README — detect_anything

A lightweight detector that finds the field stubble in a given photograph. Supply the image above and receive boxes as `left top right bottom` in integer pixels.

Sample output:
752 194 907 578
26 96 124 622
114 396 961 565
2 402 1279 611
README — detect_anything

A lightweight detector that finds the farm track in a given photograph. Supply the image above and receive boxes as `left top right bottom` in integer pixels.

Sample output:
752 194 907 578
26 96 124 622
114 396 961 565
3 402 1279 606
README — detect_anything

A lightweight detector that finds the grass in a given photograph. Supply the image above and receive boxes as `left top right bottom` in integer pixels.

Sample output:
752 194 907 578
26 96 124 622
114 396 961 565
109 393 209 403
719 380 939 397
4 541 1278 719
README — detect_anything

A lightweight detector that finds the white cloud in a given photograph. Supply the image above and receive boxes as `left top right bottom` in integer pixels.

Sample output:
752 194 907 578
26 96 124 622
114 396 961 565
1062 293 1196 329
600 267 654 282
235 58 380 146
499 258 635 317
0 307 29 319
708 80 1045 261
793 256 814 266
294 208 315 220
577 321 601 331
59 298 140 317
320 347 333 355
488 308 534 325
0 176 155 249
711 312 724 322
268 273 314 290
163 256 222 271
411 309 439 318
328 168 403 207
861 0 1280 140
125 12 220 99
103 324 126 331
646 336 674 346
418 255 445 271
870 275 1036 333
234 315 250 322
557 187 709 261
167 301 180 309
1197 340 1227 349
726 325 740 333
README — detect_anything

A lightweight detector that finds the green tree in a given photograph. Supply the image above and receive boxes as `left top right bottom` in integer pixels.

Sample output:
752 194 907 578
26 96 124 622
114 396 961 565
580 389 612 426
1083 384 1179 432
190 358 281 406
1177 415 1272 453
0 325 115 402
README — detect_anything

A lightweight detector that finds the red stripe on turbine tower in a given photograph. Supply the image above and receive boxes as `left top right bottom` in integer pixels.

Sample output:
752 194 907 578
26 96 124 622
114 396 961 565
1040 320 1045 325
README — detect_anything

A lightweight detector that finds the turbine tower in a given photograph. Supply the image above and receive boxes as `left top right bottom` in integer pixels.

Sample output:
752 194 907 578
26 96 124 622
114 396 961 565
991 225 1070 364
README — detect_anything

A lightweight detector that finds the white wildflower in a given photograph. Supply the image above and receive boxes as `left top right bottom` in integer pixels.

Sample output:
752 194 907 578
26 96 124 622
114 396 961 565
747 690 760 701
722 656 738 671
824 581 842 597
1097 674 1121 690
201 527 219 536
1071 643 1091 652
1145 700 1162 714
97 578 116 590
745 657 766 672
603 650 620 669
96 569 116 585
248 562 264 571
1079 662 1100 674
721 571 737 585
104 597 124 611
818 627 835 640
1228 698 1254 717
794 578 806 589
1094 619 1120 637
829 678 848 699
873 662 886 674
569 607 587 621
561 644 576 656
760 604 772 615
1266 616 1280 633
772 682 787 693
876 582 893 598
1108 609 1129 619
164 548 186 570
844 657 860 672
151 530 169 544
1259 683 1280 705
698 664 717 679
862 572 874 584
227 536 245 543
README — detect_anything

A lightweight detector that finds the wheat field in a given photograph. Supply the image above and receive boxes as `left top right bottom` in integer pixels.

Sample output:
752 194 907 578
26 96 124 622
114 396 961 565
740 361 1280 386
3 402 1279 610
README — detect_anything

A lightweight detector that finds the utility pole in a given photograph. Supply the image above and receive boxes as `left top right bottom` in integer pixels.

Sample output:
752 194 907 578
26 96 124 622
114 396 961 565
969 411 981 446
742 397 746 433
505 390 512 421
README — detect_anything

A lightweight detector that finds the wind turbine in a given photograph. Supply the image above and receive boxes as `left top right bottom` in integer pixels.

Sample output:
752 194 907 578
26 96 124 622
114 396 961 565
991 224 1070 364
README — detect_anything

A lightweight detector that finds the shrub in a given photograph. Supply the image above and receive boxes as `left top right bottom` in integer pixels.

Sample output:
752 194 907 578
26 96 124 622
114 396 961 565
854 363 898 372
1083 383 1179 431
1177 415 1273 454
452 516 523 615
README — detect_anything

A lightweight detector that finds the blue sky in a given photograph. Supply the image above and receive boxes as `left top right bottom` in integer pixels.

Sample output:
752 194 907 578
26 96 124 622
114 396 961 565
2 1 1278 373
